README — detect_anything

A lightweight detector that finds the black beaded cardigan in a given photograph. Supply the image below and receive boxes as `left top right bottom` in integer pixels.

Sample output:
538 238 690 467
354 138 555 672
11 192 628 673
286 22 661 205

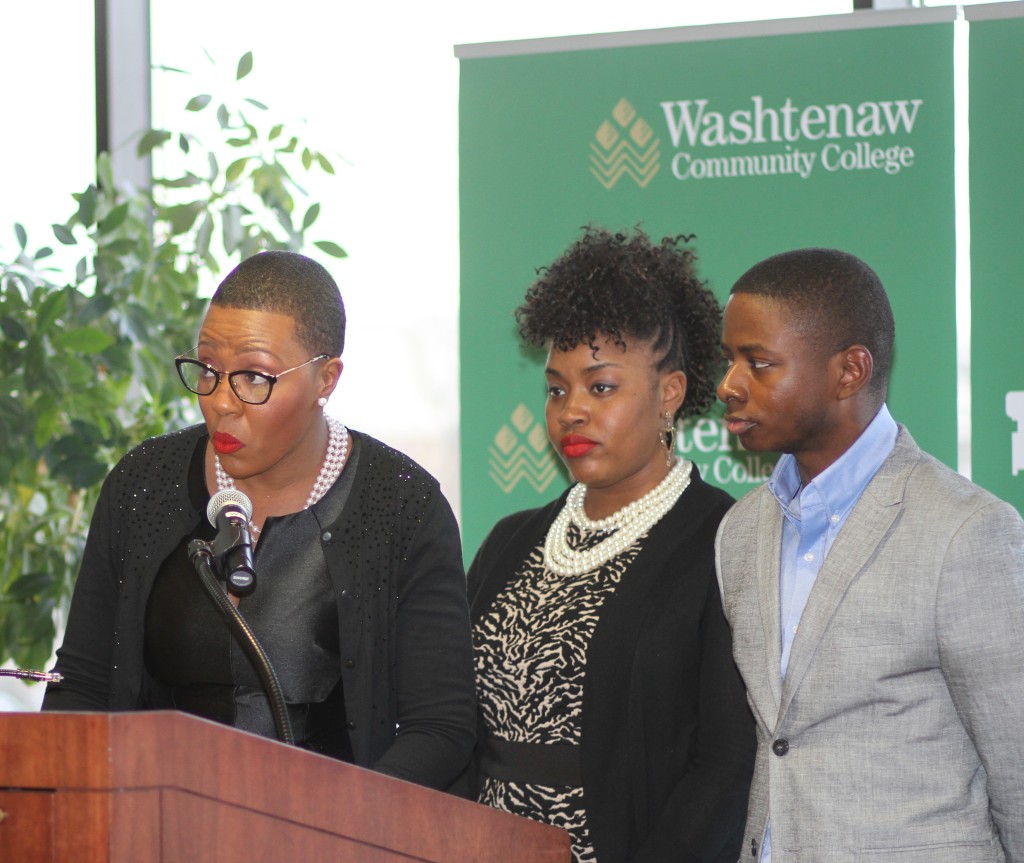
43 424 477 790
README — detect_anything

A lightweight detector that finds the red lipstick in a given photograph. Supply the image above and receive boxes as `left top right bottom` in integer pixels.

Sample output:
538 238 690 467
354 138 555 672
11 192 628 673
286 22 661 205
561 434 597 458
213 432 243 454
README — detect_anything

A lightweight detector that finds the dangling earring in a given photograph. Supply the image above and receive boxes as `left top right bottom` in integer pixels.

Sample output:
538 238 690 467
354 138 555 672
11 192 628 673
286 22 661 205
317 397 328 408
662 412 676 467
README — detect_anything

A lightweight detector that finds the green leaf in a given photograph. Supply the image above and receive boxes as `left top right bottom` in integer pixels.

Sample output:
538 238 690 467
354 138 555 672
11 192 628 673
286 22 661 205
14 223 27 250
53 327 116 354
314 240 347 259
178 132 190 154
196 213 214 261
163 202 202 235
97 152 114 191
302 203 320 230
301 148 313 170
268 124 283 141
98 202 129 235
74 185 98 227
52 454 109 488
75 256 88 283
216 103 230 129
236 51 253 80
36 291 67 333
225 157 249 183
244 98 268 111
99 238 139 256
6 572 55 601
186 94 212 111
316 153 335 175
278 136 298 154
34 247 53 261
222 205 244 254
1 317 28 342
52 224 76 246
137 128 172 156
157 174 203 189
80 293 114 323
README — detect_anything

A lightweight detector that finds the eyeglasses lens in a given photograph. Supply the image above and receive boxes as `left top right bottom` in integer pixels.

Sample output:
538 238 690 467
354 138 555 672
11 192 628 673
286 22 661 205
178 359 217 395
230 372 272 404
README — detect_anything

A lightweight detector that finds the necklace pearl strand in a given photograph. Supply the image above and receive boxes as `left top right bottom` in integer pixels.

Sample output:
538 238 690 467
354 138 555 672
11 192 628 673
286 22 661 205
543 458 693 577
214 416 349 535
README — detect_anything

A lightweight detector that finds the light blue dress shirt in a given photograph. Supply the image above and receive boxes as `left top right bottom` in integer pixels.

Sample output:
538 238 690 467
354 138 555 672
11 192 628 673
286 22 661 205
758 405 898 863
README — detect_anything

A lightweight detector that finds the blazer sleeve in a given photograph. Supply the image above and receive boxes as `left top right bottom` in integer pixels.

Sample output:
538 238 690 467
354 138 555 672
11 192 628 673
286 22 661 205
371 487 478 789
936 499 1024 861
42 471 122 711
632 538 756 863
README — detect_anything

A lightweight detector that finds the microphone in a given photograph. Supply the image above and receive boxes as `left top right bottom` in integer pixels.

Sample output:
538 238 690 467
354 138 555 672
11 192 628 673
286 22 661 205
207 488 257 596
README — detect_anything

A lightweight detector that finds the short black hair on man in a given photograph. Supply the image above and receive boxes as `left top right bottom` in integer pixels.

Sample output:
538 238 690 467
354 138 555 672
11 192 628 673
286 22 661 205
516 226 722 420
730 248 895 399
211 250 346 357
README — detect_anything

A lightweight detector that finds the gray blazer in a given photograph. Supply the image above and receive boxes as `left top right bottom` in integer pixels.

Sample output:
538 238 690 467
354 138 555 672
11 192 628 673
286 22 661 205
716 427 1024 863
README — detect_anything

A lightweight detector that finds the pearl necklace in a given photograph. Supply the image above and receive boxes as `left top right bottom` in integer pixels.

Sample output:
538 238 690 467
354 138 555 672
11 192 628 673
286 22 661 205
543 458 693 577
214 417 349 534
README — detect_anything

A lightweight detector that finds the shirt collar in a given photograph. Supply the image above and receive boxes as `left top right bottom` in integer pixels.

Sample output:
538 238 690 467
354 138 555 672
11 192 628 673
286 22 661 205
767 404 899 518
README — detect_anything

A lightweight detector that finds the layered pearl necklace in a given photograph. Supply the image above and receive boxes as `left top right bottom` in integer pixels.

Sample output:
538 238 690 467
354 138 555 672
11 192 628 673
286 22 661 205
543 458 693 577
214 416 349 534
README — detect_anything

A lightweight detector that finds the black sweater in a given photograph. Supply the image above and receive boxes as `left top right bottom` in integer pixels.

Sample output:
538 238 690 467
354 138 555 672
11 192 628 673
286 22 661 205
43 424 476 790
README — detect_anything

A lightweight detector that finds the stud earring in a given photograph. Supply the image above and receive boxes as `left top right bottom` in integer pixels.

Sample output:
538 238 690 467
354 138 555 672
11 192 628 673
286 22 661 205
662 412 676 467
317 397 328 408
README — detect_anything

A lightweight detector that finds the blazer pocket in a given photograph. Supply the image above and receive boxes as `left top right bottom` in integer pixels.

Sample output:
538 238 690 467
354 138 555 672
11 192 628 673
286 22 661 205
827 622 927 649
859 841 1001 861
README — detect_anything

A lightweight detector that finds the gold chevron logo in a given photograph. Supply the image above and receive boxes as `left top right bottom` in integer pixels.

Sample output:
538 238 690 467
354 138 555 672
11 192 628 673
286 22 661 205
590 98 660 189
488 404 560 494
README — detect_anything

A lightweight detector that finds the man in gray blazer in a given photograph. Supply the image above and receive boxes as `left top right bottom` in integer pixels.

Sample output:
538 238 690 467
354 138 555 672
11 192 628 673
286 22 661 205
715 248 1024 863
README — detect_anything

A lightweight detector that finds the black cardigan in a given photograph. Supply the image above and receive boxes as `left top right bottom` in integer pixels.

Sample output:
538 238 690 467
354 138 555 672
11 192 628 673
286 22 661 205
43 424 476 790
465 469 754 862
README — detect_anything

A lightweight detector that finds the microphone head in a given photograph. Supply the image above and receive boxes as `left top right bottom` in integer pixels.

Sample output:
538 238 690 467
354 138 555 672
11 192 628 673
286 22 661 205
207 487 253 527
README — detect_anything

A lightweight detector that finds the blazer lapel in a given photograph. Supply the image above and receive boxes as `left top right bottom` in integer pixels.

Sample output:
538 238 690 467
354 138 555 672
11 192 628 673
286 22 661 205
777 428 919 720
754 491 785 721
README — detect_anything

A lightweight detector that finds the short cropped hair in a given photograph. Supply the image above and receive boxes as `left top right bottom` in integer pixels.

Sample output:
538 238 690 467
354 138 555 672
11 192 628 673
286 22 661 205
516 226 722 420
212 251 346 357
731 248 895 399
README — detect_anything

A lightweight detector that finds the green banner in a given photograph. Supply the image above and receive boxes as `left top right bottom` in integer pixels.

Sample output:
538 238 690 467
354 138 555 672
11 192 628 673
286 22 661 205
459 14 957 558
968 8 1024 513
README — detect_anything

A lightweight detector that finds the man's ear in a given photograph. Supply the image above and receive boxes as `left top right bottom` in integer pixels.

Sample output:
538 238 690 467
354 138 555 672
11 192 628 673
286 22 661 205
835 345 873 401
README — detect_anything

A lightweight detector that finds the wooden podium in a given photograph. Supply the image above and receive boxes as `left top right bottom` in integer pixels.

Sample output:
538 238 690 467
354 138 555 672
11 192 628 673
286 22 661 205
0 711 570 862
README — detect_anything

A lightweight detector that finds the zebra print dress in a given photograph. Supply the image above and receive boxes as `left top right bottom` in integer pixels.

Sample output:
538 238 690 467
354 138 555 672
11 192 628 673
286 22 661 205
473 524 645 862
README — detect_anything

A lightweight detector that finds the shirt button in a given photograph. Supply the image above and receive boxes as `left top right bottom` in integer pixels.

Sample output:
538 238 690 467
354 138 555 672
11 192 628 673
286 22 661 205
804 551 814 562
344 659 355 669
321 531 332 542
772 739 790 756
831 513 840 523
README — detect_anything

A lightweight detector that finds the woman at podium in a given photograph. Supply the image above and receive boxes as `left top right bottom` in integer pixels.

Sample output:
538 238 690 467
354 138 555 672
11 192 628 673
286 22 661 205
42 251 476 791
462 228 755 860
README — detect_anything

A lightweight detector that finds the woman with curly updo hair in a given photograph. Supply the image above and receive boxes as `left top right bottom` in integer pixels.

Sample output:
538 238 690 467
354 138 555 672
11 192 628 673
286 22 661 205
462 228 755 862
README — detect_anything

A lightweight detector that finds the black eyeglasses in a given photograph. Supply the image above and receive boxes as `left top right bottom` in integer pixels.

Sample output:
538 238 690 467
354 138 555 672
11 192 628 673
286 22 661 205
175 349 329 406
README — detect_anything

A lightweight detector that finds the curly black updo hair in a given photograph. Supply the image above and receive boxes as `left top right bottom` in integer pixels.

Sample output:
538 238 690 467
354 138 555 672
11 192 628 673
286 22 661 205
516 226 722 420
